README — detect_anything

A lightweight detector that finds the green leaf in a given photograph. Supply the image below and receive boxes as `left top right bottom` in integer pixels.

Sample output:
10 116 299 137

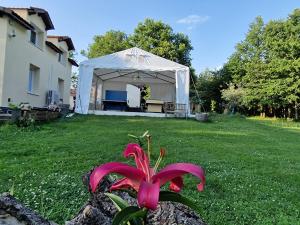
104 193 129 211
105 193 142 225
141 130 149 137
159 191 200 212
112 206 147 225
9 182 15 196
128 134 138 139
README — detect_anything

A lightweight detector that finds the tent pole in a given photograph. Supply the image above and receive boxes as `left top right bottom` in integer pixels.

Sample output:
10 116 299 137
155 71 176 82
101 79 104 110
94 78 98 110
102 70 139 81
141 71 175 84
96 75 103 81
96 70 119 78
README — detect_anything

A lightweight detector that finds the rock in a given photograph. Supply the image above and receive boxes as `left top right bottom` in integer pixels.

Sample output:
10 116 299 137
0 211 26 225
146 202 205 225
0 192 57 225
195 113 209 122
67 172 207 225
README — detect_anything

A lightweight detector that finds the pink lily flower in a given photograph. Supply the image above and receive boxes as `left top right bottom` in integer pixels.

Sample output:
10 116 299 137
90 143 205 210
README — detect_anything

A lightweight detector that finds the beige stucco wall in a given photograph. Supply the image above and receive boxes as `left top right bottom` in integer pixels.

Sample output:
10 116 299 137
0 18 8 106
0 12 72 107
47 37 69 53
10 9 28 21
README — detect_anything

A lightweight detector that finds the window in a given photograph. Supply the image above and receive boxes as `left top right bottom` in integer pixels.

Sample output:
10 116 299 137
58 52 63 62
29 24 44 49
58 78 64 102
28 64 40 94
58 51 67 65
30 30 36 44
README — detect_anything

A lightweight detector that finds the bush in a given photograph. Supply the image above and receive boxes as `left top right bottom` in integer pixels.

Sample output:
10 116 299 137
16 113 35 128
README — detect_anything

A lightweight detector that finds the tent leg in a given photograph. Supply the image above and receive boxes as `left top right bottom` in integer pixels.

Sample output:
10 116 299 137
94 78 98 110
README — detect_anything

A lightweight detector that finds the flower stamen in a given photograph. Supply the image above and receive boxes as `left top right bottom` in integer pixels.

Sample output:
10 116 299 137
153 148 166 173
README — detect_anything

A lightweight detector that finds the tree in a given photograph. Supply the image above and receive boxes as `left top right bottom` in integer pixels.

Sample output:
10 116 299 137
129 19 196 84
71 72 78 89
81 30 129 58
82 19 193 67
265 9 300 119
193 68 230 112
223 9 300 119
68 50 77 59
260 9 300 118
221 83 244 114
129 18 193 67
82 19 196 95
68 51 79 89
222 17 268 114
230 16 266 87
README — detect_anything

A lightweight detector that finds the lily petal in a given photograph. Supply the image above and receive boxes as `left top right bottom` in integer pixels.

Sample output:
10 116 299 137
90 162 145 192
137 181 160 210
152 163 205 191
110 177 140 192
124 143 151 180
169 176 184 193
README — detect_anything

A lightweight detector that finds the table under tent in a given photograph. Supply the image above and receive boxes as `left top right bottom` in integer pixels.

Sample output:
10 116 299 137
75 47 190 117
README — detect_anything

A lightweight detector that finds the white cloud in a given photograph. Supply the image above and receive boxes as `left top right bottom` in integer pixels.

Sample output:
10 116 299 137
177 15 210 29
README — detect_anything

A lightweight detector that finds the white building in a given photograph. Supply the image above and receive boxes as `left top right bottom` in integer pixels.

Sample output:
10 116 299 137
0 6 78 108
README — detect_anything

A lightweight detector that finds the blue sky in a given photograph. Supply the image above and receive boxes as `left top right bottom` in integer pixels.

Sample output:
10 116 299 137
1 0 299 74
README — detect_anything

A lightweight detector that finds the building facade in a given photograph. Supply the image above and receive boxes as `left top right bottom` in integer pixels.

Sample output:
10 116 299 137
0 6 78 108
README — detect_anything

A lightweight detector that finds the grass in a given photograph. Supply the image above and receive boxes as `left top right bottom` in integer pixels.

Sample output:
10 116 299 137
0 114 299 225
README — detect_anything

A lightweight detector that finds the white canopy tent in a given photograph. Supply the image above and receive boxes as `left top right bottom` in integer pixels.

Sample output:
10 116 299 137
75 47 190 115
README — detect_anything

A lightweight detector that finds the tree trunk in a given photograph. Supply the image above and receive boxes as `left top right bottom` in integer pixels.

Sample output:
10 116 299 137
66 173 207 225
0 193 57 225
260 112 265 118
295 102 299 120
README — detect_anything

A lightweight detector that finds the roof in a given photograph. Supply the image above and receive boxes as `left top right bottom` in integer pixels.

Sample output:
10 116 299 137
28 7 54 30
81 47 188 71
68 58 79 67
47 36 75 51
0 6 34 30
46 41 78 67
8 7 54 30
45 41 63 53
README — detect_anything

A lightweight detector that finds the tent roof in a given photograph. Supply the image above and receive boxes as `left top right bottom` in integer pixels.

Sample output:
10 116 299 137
80 47 188 72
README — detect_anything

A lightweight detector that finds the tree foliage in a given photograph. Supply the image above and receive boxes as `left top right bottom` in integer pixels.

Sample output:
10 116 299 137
82 19 196 84
221 83 244 114
81 30 129 58
129 18 193 66
193 68 230 112
223 9 300 119
83 19 193 66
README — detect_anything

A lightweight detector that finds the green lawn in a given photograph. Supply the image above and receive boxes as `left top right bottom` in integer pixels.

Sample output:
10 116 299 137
0 115 299 225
